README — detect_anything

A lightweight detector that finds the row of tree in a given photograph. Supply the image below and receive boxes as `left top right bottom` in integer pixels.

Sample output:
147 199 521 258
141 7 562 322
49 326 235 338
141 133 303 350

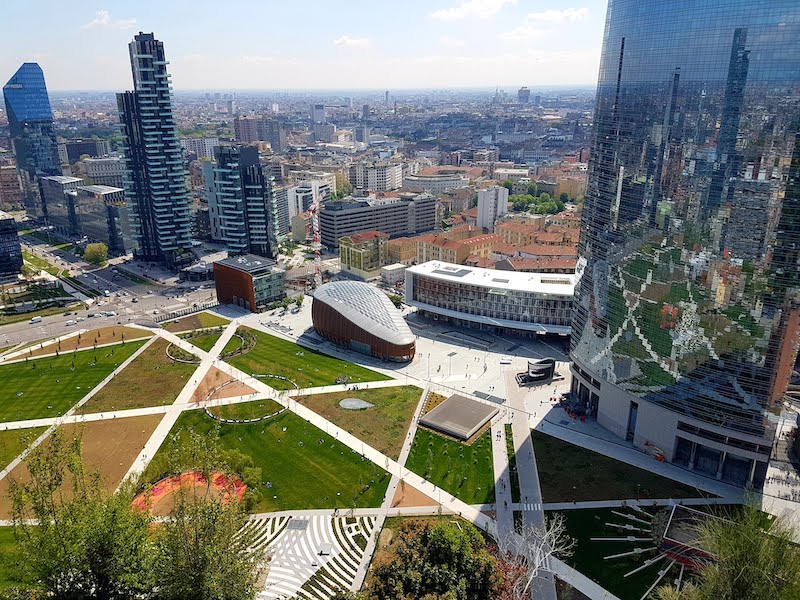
508 192 566 214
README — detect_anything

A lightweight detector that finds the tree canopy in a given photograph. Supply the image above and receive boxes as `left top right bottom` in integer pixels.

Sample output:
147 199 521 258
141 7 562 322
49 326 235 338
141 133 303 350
84 242 109 266
367 519 501 600
508 192 565 214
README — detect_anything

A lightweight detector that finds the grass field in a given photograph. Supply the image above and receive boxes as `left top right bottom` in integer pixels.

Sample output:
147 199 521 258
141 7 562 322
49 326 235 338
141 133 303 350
556 507 680 599
182 331 223 352
163 312 230 333
531 430 705 502
21 250 61 276
405 428 495 505
0 340 146 423
76 338 197 414
0 427 47 470
144 408 390 512
294 386 421 460
0 527 31 589
208 398 283 420
227 328 391 390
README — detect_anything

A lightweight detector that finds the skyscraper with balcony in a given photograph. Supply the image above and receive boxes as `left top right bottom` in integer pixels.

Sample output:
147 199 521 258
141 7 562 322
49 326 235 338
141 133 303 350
2 63 61 216
117 33 192 267
203 145 279 258
570 0 800 489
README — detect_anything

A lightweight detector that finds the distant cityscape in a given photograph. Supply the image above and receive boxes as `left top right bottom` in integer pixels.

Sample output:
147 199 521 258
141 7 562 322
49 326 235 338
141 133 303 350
1 0 800 598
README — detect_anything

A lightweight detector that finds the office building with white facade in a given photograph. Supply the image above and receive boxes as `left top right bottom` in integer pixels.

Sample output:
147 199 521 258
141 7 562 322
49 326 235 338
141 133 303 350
477 185 509 232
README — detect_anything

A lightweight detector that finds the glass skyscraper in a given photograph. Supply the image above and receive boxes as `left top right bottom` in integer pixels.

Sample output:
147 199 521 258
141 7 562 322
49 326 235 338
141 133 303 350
570 0 800 488
117 33 192 267
203 145 279 259
2 63 61 216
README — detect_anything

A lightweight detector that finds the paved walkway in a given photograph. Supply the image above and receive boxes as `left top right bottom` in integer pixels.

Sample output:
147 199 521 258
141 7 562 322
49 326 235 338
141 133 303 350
491 411 515 540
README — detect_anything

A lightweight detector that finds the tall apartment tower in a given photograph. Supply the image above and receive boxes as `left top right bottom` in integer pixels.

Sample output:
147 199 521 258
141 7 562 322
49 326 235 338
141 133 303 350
117 32 192 267
2 63 61 216
517 87 531 103
203 145 278 258
476 186 508 232
265 120 287 153
570 0 800 489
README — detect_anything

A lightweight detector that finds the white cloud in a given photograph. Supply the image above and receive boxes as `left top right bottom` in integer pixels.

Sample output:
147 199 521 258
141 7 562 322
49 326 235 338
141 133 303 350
81 10 137 30
439 36 466 48
526 7 588 23
500 26 544 41
242 55 277 65
332 35 370 48
431 0 517 21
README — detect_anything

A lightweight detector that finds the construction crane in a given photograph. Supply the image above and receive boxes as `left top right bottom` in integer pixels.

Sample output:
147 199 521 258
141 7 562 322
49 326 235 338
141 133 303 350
309 194 322 290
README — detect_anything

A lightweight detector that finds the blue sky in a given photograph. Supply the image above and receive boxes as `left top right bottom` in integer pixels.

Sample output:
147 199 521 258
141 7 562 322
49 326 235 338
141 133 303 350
1 1 608 90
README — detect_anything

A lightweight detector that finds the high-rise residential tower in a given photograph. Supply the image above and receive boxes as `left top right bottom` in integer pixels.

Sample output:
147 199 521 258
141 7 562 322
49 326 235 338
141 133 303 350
2 63 61 216
203 145 279 258
476 185 509 232
117 32 192 267
570 0 800 488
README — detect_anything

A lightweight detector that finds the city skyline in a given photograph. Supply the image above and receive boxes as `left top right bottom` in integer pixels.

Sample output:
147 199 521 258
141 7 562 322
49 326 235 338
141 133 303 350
0 1 606 91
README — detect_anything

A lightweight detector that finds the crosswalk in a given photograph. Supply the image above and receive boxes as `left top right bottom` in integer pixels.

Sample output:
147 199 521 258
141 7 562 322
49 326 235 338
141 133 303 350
520 502 544 511
248 514 377 600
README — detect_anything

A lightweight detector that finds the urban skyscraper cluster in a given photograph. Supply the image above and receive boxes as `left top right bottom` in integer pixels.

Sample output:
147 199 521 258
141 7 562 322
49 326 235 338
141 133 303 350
117 32 192 268
570 0 800 487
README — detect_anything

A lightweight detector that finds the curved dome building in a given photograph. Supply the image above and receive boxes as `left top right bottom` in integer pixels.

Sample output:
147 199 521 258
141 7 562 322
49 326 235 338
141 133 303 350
312 281 415 362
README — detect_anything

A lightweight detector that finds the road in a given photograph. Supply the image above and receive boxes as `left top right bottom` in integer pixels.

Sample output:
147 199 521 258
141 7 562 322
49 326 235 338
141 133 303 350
2 235 216 348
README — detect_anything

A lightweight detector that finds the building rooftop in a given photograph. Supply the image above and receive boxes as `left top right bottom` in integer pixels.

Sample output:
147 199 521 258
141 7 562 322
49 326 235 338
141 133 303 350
78 185 124 194
313 281 414 346
346 231 388 244
407 261 575 296
215 254 278 274
41 175 83 184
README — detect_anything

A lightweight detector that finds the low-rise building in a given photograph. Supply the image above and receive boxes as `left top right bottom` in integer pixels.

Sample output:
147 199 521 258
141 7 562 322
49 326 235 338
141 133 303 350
82 156 126 188
339 231 388 280
387 237 416 266
405 261 574 335
381 263 406 286
213 254 285 312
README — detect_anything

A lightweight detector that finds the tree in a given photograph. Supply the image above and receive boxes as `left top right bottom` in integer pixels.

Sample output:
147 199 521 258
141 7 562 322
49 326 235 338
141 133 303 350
495 513 575 599
387 293 403 309
9 428 155 599
526 182 538 197
470 194 479 209
502 179 514 191
367 520 501 600
655 504 800 600
559 192 570 204
84 242 109 266
294 295 304 308
148 429 264 600
509 194 534 212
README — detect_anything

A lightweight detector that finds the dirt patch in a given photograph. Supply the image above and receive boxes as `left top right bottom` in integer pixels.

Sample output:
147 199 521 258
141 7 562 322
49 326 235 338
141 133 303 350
190 367 256 403
24 327 152 358
0 414 163 518
421 392 448 416
131 471 245 516
391 482 438 508
163 312 229 333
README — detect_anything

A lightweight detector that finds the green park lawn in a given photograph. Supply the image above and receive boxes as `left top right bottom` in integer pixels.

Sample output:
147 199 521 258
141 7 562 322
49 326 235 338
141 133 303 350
0 527 31 589
293 386 422 459
0 340 145 423
143 407 390 512
76 338 197 414
208 398 284 421
405 428 495 505
0 427 48 470
181 330 223 352
555 507 680 600
531 430 705 502
227 328 391 390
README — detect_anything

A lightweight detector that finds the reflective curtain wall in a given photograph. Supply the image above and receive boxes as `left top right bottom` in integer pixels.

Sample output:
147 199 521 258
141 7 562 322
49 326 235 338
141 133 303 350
571 0 800 436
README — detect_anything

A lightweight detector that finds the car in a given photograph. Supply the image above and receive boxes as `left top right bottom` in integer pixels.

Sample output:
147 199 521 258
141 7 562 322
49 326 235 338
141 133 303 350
65 320 76 326
97 300 105 306
499 357 512 365
76 317 85 322
87 313 95 318
131 297 139 303
29 316 43 324
103 290 111 297
63 311 72 316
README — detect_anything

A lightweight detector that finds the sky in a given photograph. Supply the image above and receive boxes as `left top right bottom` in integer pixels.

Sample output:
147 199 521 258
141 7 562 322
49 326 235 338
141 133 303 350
1 0 608 91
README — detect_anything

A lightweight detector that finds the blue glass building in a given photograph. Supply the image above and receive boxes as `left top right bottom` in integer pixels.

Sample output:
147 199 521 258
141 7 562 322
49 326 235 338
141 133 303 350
2 63 61 215
570 0 800 488
117 33 192 267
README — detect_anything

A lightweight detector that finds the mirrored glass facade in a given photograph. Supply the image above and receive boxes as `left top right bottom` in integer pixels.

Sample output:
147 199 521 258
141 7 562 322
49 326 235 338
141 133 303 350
2 63 61 214
571 0 800 487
